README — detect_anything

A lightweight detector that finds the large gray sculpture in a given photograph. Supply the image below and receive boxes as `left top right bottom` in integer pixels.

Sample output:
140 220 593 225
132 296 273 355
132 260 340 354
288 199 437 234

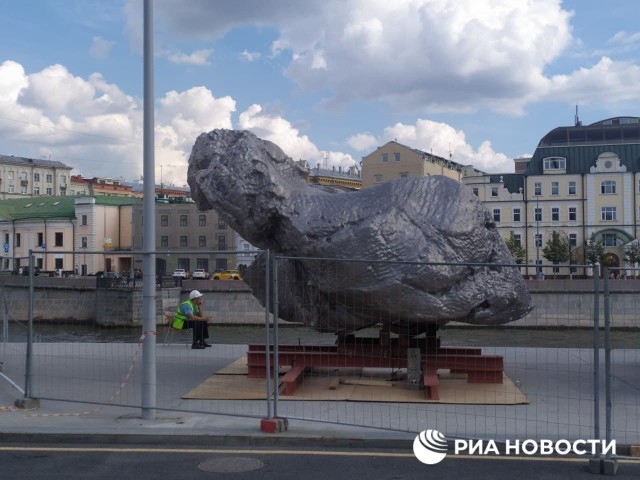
188 129 532 332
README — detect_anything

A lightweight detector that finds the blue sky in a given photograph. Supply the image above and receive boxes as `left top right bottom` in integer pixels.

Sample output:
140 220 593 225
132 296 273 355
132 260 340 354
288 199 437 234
0 0 639 185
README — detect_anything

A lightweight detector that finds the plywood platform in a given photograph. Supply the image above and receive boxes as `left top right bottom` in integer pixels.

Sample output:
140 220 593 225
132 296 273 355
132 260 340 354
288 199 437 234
183 357 528 404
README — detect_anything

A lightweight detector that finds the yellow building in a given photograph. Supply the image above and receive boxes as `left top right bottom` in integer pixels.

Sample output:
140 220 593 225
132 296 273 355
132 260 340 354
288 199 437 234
360 141 464 188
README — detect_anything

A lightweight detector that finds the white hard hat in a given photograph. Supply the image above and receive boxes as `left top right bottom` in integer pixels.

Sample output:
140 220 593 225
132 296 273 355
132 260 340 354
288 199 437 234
189 290 203 299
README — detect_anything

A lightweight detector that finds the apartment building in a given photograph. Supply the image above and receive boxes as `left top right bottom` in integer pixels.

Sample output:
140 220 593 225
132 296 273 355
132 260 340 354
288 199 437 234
0 195 136 274
132 199 238 275
465 116 640 277
0 155 72 198
360 141 465 188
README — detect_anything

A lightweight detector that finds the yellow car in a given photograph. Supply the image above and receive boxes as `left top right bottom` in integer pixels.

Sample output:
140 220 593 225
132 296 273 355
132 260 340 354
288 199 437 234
212 269 242 280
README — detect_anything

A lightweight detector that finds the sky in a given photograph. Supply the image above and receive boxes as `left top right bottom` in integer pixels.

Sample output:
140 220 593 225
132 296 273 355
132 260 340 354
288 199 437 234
0 0 639 186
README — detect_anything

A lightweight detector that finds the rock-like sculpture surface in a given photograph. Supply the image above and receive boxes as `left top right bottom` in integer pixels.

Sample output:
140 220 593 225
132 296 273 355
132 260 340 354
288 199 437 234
188 129 532 332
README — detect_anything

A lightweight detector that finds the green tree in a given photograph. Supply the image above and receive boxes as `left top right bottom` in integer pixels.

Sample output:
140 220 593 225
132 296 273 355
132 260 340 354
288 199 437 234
624 240 640 278
542 230 570 278
504 231 526 264
584 233 605 266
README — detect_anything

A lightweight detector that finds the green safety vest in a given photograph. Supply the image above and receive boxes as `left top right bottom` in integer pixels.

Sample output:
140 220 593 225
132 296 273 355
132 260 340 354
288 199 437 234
172 299 198 330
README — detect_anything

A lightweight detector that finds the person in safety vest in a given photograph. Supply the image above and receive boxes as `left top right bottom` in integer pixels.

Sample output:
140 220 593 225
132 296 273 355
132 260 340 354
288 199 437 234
173 290 212 349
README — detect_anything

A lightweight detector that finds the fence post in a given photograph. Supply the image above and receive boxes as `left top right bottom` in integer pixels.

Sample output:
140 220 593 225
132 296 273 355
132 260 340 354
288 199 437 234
603 268 618 473
593 263 600 440
264 249 272 420
15 252 39 409
272 255 280 418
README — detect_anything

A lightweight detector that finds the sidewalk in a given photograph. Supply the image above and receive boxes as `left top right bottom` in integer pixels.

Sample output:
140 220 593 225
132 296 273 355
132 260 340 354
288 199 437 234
1 341 638 452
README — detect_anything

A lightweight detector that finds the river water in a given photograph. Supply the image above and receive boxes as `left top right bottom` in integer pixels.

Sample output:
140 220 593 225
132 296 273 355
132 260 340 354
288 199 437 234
1 321 337 345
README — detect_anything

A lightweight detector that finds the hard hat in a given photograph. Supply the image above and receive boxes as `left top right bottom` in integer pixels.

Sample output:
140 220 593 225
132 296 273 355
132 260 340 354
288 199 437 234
189 290 203 299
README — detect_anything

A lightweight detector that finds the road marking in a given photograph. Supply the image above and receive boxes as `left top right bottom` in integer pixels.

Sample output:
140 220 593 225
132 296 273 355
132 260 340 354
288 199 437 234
0 446 638 464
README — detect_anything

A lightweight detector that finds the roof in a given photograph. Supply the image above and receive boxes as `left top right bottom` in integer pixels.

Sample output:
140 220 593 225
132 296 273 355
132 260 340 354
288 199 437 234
526 116 640 175
0 195 137 221
0 154 73 170
488 174 525 194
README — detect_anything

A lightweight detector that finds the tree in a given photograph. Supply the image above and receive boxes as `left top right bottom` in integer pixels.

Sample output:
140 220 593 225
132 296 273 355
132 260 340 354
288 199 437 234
584 233 605 266
542 230 570 278
624 240 640 278
504 231 526 265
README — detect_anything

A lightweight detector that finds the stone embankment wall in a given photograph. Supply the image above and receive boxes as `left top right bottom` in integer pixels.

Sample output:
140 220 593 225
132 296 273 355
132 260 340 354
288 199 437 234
0 277 638 328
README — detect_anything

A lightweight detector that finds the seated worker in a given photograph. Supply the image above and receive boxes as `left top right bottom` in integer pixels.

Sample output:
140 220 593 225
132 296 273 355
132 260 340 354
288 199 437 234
172 290 213 349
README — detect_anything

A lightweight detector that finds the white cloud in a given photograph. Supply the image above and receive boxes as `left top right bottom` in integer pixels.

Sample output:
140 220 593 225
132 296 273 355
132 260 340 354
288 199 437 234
166 48 213 65
347 133 378 151
0 61 239 185
240 50 261 62
89 36 115 60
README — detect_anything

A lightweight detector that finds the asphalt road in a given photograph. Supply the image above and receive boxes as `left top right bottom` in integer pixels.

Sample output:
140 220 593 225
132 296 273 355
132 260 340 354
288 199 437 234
1 443 639 480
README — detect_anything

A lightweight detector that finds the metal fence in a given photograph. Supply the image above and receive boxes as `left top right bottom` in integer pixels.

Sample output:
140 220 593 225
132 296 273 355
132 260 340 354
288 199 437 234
1 251 638 455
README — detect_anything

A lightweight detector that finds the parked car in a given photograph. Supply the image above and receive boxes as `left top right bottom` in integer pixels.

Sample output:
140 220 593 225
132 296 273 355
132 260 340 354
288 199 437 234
212 269 242 280
21 266 41 276
172 268 189 279
192 268 209 280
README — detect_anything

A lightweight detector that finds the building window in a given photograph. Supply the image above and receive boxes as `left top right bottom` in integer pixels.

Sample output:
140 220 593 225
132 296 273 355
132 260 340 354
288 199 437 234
218 219 226 229
535 234 542 247
34 186 40 195
81 237 87 248
46 188 52 195
180 215 188 226
602 233 617 247
381 154 388 163
492 209 501 222
81 215 87 226
199 215 206 227
20 172 27 181
21 186 27 194
491 186 498 197
15 233 20 247
472 187 479 196
54 232 63 247
8 171 13 180
374 174 382 183
33 173 40 182
569 207 577 221
601 180 616 194
568 181 576 195
534 208 542 222
513 208 521 222
46 174 53 183
513 233 522 247
399 172 408 178
534 183 542 196
601 207 617 221
543 157 566 170
394 153 400 162
161 215 168 227
180 235 188 247
55 258 63 270
569 233 577 247
551 182 559 196
551 207 559 222
37 232 44 247
199 236 206 247
160 236 168 247
218 234 226 250
8 185 13 193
